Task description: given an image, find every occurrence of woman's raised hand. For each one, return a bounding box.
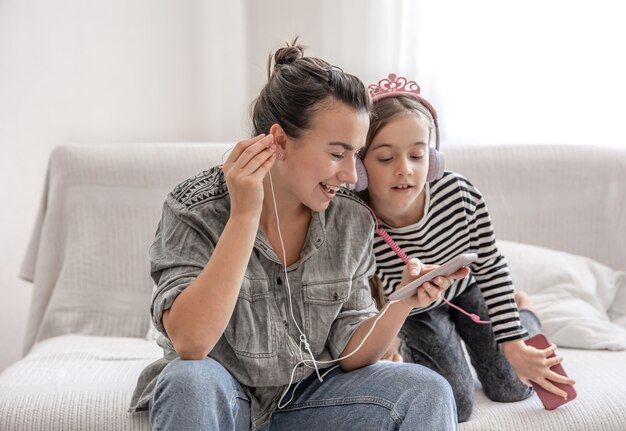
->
[223,134,277,220]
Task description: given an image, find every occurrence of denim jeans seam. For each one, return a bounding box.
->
[278,395,396,412]
[277,396,403,426]
[389,405,405,425]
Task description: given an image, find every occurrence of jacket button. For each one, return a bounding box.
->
[277,277,282,285]
[333,292,339,300]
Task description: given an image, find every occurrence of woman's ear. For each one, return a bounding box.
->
[269,123,287,153]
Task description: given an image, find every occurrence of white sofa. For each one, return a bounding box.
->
[0,143,625,431]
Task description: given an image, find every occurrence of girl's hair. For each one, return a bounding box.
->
[360,95,435,159]
[252,38,371,138]
[356,94,435,206]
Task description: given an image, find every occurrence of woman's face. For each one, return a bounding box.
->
[363,113,430,227]
[281,100,369,212]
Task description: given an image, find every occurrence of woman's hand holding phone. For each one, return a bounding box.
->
[398,259,470,309]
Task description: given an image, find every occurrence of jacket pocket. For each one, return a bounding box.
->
[303,279,351,355]
[222,278,276,358]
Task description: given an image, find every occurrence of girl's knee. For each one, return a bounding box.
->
[483,381,533,403]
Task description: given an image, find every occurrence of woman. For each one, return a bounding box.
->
[129,41,467,430]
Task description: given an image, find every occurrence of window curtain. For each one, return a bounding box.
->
[319,0,626,148]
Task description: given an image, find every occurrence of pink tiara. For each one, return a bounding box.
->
[368,73,422,101]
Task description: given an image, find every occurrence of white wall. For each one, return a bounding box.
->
[0,0,248,371]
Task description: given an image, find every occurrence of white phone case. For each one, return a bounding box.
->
[387,253,477,301]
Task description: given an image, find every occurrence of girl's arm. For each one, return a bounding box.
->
[163,135,276,359]
[502,339,576,399]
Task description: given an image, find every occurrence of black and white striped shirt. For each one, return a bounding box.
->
[374,171,526,343]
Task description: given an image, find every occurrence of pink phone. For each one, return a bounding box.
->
[524,333,577,410]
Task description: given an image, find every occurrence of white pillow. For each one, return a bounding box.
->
[499,240,626,351]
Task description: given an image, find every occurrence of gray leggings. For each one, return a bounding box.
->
[399,284,541,422]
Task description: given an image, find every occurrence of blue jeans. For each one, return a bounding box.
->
[150,357,458,431]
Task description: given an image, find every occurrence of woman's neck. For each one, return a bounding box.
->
[260,173,311,266]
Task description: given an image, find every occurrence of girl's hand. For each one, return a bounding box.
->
[399,259,470,309]
[503,339,576,399]
[223,134,277,219]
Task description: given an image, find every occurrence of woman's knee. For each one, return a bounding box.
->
[398,350,475,422]
[156,357,235,401]
[390,364,459,429]
[151,358,250,430]
[455,394,474,423]
[393,362,474,422]
[375,363,453,401]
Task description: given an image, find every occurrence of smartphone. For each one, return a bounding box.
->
[524,333,577,410]
[387,253,477,301]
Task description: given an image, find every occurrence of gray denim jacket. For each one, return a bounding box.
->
[129,166,377,429]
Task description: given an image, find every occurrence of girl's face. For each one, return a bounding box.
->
[280,100,369,212]
[363,113,431,227]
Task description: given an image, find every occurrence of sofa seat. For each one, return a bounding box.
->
[461,348,626,430]
[1,334,625,430]
[0,335,158,431]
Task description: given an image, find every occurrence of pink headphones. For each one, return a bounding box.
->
[351,73,445,192]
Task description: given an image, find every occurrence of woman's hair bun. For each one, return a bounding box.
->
[274,39,305,66]
[253,37,370,139]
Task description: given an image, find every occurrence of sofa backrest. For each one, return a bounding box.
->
[446,144,626,272]
[20,143,234,353]
[20,143,626,353]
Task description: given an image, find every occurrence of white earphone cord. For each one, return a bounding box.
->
[267,172,398,409]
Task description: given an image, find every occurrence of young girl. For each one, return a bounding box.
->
[357,74,576,421]
[129,48,466,430]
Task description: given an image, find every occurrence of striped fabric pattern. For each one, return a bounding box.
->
[373,172,527,342]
